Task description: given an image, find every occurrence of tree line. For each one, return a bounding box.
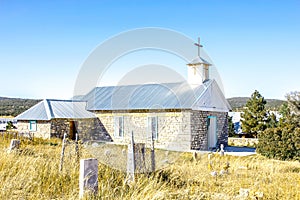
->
[227,97,285,111]
[0,97,41,117]
[233,90,300,161]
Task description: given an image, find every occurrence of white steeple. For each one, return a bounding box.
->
[187,37,211,88]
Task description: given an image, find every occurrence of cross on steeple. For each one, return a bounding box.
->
[187,37,212,86]
[194,37,203,57]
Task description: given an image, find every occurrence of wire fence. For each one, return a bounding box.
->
[0,130,60,146]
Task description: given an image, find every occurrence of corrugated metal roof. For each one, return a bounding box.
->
[15,99,96,120]
[192,80,232,112]
[82,80,231,111]
[15,100,48,120]
[48,100,96,119]
[15,80,231,121]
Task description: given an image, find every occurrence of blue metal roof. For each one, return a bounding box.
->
[15,80,231,121]
[15,99,96,120]
[81,80,231,111]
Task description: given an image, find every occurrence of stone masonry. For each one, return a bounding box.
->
[17,120,51,139]
[50,118,112,141]
[17,109,228,151]
[191,110,228,150]
[50,119,69,138]
[17,118,112,141]
[95,109,228,151]
[76,118,112,142]
[95,110,191,151]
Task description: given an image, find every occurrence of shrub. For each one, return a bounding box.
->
[257,91,300,161]
[257,120,300,161]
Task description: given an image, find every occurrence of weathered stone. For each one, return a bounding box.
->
[9,139,20,151]
[134,143,146,173]
[79,158,98,198]
[127,133,135,183]
[228,137,258,147]
[17,120,51,139]
[17,109,229,152]
[17,118,112,142]
[95,110,191,151]
[191,111,228,150]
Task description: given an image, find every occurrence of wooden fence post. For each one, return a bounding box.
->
[126,131,135,183]
[75,133,79,161]
[134,143,146,173]
[151,135,155,172]
[79,158,98,198]
[59,133,67,172]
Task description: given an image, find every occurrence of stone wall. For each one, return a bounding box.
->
[191,111,228,150]
[16,118,112,141]
[95,110,191,151]
[190,111,208,150]
[50,119,69,139]
[16,110,228,151]
[228,137,258,147]
[50,118,112,141]
[217,112,228,147]
[77,118,112,142]
[17,120,51,139]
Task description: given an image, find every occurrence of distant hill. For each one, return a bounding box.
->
[0,97,41,117]
[0,96,286,117]
[227,97,286,111]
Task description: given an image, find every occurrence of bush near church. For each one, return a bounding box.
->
[257,91,300,161]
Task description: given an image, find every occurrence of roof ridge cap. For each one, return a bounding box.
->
[95,81,187,89]
[43,99,53,120]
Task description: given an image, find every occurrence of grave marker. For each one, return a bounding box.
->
[79,158,98,198]
[9,139,20,151]
[150,135,155,172]
[220,144,225,156]
[126,131,148,183]
[126,131,135,183]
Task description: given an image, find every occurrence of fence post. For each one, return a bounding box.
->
[79,158,98,198]
[151,135,155,172]
[134,143,146,173]
[59,133,67,172]
[126,131,135,183]
[75,133,79,161]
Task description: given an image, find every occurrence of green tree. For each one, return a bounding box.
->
[286,91,300,126]
[228,116,236,137]
[241,90,268,137]
[266,111,278,128]
[257,91,300,161]
[278,102,290,127]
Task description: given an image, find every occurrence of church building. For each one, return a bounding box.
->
[15,39,231,151]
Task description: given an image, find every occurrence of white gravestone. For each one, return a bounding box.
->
[220,144,225,156]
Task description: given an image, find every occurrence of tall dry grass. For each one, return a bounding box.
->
[0,133,299,199]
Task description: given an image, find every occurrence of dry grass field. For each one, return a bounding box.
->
[0,132,299,199]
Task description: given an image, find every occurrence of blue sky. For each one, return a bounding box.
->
[0,0,299,100]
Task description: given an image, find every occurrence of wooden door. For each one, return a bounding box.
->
[69,121,77,140]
